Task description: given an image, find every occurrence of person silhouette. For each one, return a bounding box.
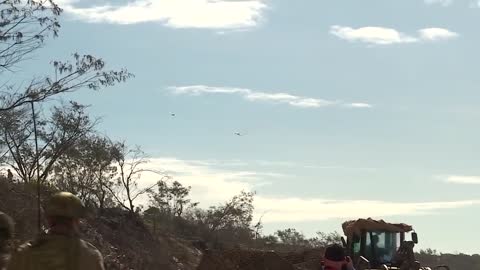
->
[6,170,13,182]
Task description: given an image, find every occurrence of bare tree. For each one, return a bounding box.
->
[275,228,309,247]
[0,53,132,112]
[0,0,133,159]
[206,191,255,233]
[148,179,197,218]
[0,101,95,184]
[0,0,61,73]
[109,143,159,213]
[0,0,133,232]
[183,191,256,246]
[52,134,118,209]
[0,1,132,111]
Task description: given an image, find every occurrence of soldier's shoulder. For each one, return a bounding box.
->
[13,234,53,255]
[0,253,10,266]
[9,240,35,261]
[0,258,9,270]
[22,234,50,248]
[79,239,102,257]
[14,240,36,253]
[78,239,105,268]
[79,239,100,250]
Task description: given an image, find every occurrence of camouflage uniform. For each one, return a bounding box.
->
[7,192,105,270]
[6,234,104,270]
[0,253,7,270]
[0,212,14,270]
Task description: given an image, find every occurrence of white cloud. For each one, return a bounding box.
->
[168,85,371,109]
[424,0,453,6]
[330,25,458,45]
[251,160,377,171]
[137,158,281,205]
[255,197,480,223]
[445,175,480,184]
[330,25,417,45]
[418,28,459,41]
[345,103,373,108]
[134,158,480,223]
[55,0,267,29]
[437,0,480,8]
[193,159,377,172]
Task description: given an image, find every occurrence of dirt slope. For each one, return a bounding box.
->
[0,178,201,270]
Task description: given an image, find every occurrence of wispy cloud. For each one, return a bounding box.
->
[168,85,372,109]
[330,26,417,45]
[330,25,458,45]
[250,160,377,172]
[345,103,373,108]
[430,0,480,8]
[137,157,282,205]
[424,0,453,6]
[255,197,480,223]
[444,175,480,184]
[54,0,267,29]
[418,28,459,41]
[175,159,377,172]
[135,158,480,223]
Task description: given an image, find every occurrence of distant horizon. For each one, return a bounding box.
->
[1,166,478,255]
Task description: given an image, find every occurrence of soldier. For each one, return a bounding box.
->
[7,192,105,270]
[0,212,14,270]
[6,170,13,182]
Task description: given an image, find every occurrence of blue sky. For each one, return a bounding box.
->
[14,0,480,254]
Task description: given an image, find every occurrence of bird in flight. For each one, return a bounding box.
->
[234,132,243,136]
[170,113,176,117]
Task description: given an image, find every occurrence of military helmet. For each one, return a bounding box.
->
[45,192,85,218]
[0,211,14,239]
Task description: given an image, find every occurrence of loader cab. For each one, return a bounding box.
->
[342,219,416,269]
[348,230,405,268]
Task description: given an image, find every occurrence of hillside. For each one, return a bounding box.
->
[1,176,479,270]
[0,177,201,270]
